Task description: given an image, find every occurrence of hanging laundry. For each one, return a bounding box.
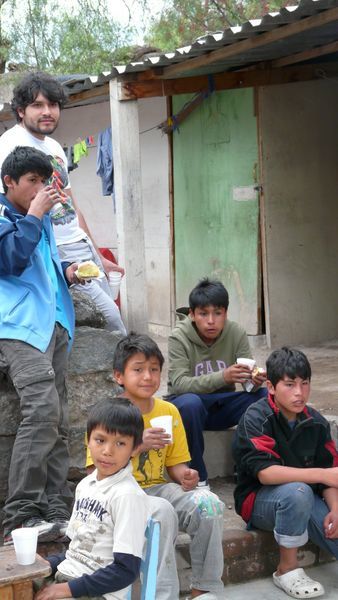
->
[96,127,114,197]
[63,145,78,172]
[86,135,95,146]
[73,139,88,163]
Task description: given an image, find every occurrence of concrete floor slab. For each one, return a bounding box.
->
[208,562,338,599]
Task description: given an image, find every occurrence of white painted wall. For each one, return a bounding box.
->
[55,101,117,249]
[259,80,338,346]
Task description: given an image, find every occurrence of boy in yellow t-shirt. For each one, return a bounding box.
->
[86,332,225,600]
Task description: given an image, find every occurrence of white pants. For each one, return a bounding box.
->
[58,238,126,335]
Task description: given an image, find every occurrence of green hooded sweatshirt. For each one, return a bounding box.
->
[168,308,252,396]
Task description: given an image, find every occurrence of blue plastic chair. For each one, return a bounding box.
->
[126,519,160,600]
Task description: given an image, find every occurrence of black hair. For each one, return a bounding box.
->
[87,397,144,449]
[11,71,67,122]
[266,347,311,387]
[189,277,229,311]
[1,146,53,193]
[113,331,164,373]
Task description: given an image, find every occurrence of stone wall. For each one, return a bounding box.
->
[0,291,122,523]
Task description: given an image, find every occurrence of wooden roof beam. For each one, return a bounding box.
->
[270,40,338,67]
[117,62,338,100]
[159,7,338,79]
[66,83,109,105]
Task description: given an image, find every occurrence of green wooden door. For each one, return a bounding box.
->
[173,88,261,334]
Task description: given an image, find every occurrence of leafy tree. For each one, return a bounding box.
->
[0,0,297,74]
[2,0,135,74]
[53,0,135,73]
[0,0,12,73]
[144,0,294,51]
[7,0,60,71]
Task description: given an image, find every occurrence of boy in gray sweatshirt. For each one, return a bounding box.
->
[168,277,267,484]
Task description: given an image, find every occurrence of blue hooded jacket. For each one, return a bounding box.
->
[0,194,74,352]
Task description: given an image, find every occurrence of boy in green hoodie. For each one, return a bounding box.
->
[168,278,267,485]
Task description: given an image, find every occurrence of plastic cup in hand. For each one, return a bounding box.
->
[236,357,256,392]
[150,415,173,442]
[236,358,256,369]
[109,272,122,300]
[12,527,38,565]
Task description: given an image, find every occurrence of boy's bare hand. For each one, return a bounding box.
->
[65,263,80,285]
[28,186,60,220]
[252,369,267,386]
[142,427,171,450]
[223,363,252,384]
[181,467,199,491]
[324,511,338,538]
[100,255,125,277]
[34,582,71,599]
[64,263,90,286]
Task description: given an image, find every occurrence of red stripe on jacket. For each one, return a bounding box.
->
[240,491,257,522]
[251,435,281,460]
[325,440,338,467]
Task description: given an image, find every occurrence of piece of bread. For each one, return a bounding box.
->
[252,367,265,377]
[77,261,100,278]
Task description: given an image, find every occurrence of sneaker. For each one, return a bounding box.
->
[197,480,210,490]
[22,517,61,542]
[51,519,69,535]
[3,517,59,545]
[3,531,14,546]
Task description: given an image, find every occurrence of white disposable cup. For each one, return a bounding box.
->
[236,357,256,369]
[237,358,256,392]
[109,272,122,300]
[12,527,38,565]
[150,415,173,442]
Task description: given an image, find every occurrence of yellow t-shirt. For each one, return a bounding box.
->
[86,397,191,489]
[132,397,191,488]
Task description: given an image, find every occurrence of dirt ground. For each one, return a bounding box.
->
[156,336,338,415]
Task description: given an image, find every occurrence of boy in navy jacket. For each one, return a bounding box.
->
[233,347,338,599]
[0,146,76,544]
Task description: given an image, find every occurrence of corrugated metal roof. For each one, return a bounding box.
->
[58,0,338,93]
[0,0,337,115]
[110,0,338,78]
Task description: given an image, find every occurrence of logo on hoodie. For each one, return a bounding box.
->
[195,360,226,376]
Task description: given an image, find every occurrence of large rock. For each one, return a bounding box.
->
[71,289,106,329]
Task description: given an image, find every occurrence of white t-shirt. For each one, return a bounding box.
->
[0,124,85,245]
[58,463,151,600]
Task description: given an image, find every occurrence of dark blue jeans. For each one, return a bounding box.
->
[170,387,267,481]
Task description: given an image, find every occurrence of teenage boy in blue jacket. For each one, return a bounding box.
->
[0,146,76,545]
